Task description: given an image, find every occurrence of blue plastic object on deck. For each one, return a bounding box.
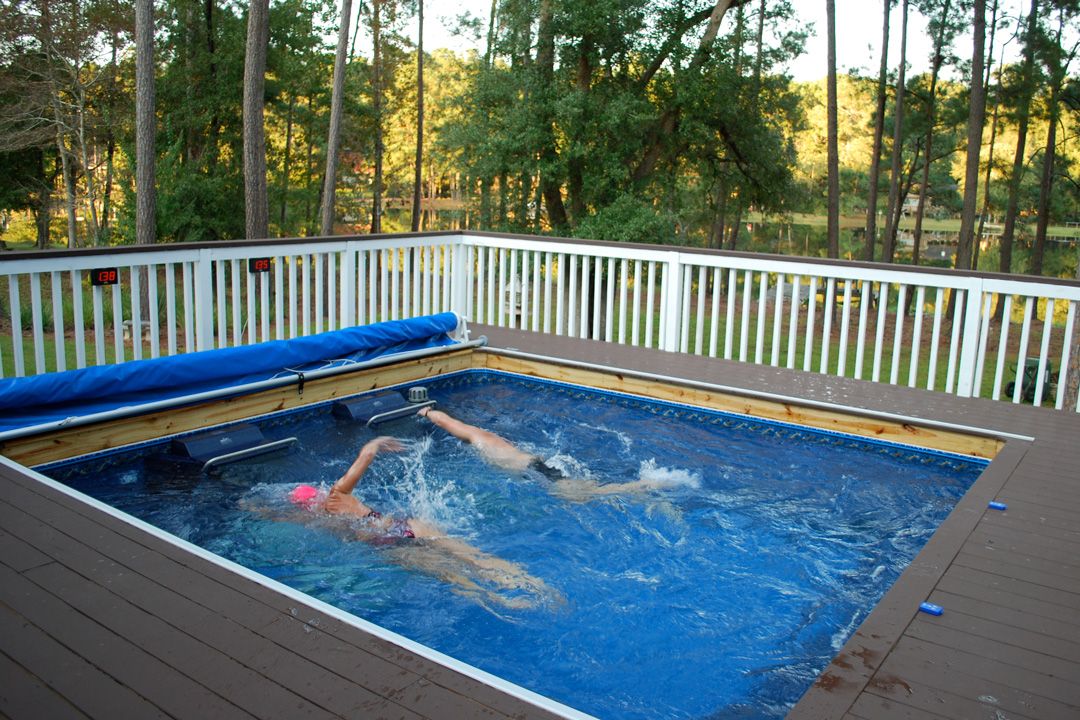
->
[918,602,943,616]
[0,313,461,434]
[988,501,1008,511]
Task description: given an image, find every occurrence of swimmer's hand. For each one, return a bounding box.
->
[363,436,406,456]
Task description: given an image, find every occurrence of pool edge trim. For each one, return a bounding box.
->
[0,453,600,720]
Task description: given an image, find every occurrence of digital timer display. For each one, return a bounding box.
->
[90,268,120,286]
[248,257,272,273]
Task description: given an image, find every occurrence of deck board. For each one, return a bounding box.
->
[2,322,1079,719]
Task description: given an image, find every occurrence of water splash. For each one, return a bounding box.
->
[638,458,701,490]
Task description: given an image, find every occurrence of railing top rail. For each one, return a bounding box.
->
[3,229,1078,295]
[0,231,462,263]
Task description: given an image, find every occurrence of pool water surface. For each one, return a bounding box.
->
[43,370,987,719]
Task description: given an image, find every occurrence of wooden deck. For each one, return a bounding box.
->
[2,323,1078,719]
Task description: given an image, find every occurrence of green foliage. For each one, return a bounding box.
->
[574,194,678,245]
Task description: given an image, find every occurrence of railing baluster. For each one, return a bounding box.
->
[854,281,870,380]
[230,259,242,346]
[182,261,195,352]
[215,260,227,347]
[820,277,835,374]
[726,268,738,360]
[973,292,993,396]
[908,286,925,387]
[1034,299,1054,405]
[631,260,642,346]
[165,264,177,355]
[519,251,529,331]
[644,260,656,348]
[890,284,906,385]
[1057,301,1076,410]
[945,290,966,395]
[567,255,578,337]
[804,277,818,373]
[328,253,337,330]
[605,258,616,343]
[755,272,768,364]
[927,287,944,390]
[260,268,270,341]
[710,267,722,357]
[29,273,45,374]
[288,256,299,338]
[246,263,257,344]
[594,257,605,341]
[544,252,555,334]
[837,280,852,377]
[72,269,87,367]
[9,276,26,376]
[111,283,125,363]
[531,251,542,331]
[50,272,65,372]
[273,256,285,339]
[772,274,786,367]
[148,266,160,358]
[618,259,628,344]
[131,267,143,361]
[557,253,567,336]
[1010,297,1034,403]
[787,275,801,370]
[991,295,1013,400]
[93,283,106,366]
[315,253,326,332]
[872,283,888,382]
[739,270,752,363]
[486,247,496,325]
[580,255,591,340]
[680,264,693,353]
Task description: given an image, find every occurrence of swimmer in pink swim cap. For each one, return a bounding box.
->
[277,435,559,608]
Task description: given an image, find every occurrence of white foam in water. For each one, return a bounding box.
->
[393,437,476,532]
[637,458,701,490]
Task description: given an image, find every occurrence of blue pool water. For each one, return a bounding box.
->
[43,370,987,719]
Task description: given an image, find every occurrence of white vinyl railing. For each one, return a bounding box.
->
[2,232,1078,412]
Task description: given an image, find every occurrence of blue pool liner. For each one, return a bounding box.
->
[0,313,462,434]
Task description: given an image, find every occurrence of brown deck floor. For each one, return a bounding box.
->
[2,323,1078,720]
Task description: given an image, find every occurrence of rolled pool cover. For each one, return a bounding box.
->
[0,313,464,434]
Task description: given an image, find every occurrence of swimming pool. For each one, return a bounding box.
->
[42,370,987,719]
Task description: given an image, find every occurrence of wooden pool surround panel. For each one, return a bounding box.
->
[2,347,1001,468]
[3,325,1077,720]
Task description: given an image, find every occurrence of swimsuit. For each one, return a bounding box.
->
[528,457,567,482]
[363,510,416,543]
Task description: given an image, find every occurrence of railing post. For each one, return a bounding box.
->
[451,237,470,320]
[659,254,684,352]
[955,277,985,398]
[341,243,357,328]
[194,248,215,351]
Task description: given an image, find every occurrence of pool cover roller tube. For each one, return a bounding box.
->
[0,313,466,435]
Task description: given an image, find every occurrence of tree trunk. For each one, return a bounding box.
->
[321,0,353,237]
[280,94,295,228]
[536,0,569,232]
[825,0,840,259]
[242,0,270,240]
[864,0,891,261]
[998,0,1039,279]
[370,0,384,234]
[1030,11,1070,277]
[135,0,157,245]
[955,0,986,272]
[911,0,950,269]
[411,0,424,232]
[882,0,909,264]
[974,0,1001,272]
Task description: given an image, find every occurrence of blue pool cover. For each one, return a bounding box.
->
[0,313,463,435]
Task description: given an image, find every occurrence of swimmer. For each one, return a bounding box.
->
[417,407,691,500]
[275,436,559,610]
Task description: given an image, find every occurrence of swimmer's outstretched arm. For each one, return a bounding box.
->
[332,437,404,496]
[418,408,533,470]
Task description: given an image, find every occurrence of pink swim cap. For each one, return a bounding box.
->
[289,484,319,506]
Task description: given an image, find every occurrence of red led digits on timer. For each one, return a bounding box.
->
[248,258,271,273]
[90,268,119,286]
